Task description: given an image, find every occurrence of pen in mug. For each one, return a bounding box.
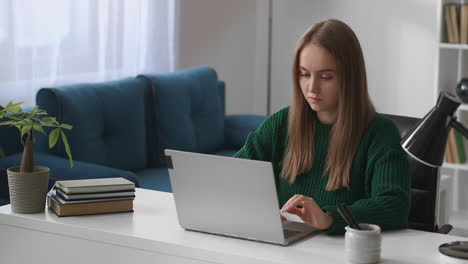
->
[337,203,361,230]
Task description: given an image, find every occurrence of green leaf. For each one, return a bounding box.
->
[21,125,32,139]
[7,101,23,108]
[0,120,14,126]
[61,131,74,168]
[35,108,47,115]
[14,120,28,127]
[7,106,22,114]
[27,106,39,118]
[49,127,61,149]
[5,102,23,114]
[41,123,60,128]
[61,124,73,130]
[4,115,21,121]
[33,124,46,135]
[0,105,4,111]
[41,117,58,125]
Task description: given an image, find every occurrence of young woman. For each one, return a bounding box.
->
[234,19,410,235]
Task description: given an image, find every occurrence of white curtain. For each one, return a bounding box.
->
[0,0,177,106]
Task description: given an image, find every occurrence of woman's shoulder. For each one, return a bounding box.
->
[363,113,402,146]
[263,106,290,126]
[255,106,290,135]
[362,114,409,166]
[273,106,290,118]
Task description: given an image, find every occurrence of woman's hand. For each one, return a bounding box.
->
[281,194,333,230]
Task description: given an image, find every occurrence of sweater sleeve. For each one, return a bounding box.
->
[234,107,289,162]
[322,118,411,235]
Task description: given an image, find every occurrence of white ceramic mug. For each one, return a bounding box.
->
[345,224,381,264]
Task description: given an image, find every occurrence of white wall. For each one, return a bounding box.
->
[177,0,267,115]
[176,0,441,117]
[269,0,439,118]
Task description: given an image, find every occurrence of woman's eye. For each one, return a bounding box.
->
[299,72,310,78]
[320,74,333,80]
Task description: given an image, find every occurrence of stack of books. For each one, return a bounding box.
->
[444,3,468,44]
[47,177,136,217]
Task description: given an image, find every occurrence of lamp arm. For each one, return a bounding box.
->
[450,119,468,139]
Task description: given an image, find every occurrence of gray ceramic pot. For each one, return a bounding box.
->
[7,166,50,213]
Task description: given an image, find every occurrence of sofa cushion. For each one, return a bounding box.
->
[224,115,268,149]
[36,77,151,171]
[135,168,171,192]
[141,66,225,166]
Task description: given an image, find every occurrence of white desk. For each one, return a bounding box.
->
[0,188,465,264]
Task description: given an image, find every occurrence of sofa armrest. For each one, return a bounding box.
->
[224,115,268,149]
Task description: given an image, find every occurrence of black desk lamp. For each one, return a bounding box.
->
[401,92,468,260]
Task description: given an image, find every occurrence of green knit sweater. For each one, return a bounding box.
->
[234,107,410,235]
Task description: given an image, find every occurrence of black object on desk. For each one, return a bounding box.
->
[439,241,468,260]
[337,203,361,230]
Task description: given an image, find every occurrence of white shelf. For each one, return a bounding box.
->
[440,43,468,50]
[458,104,468,111]
[443,162,468,170]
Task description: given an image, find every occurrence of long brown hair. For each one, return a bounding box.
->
[281,19,376,191]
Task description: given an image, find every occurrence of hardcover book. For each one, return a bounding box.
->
[52,191,135,205]
[55,177,135,194]
[56,188,135,200]
[48,193,134,217]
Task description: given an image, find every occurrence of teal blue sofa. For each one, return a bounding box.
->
[0,66,267,205]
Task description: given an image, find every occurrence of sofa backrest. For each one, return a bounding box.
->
[140,66,226,166]
[36,77,152,171]
[34,66,226,170]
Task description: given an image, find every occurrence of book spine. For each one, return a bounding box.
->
[451,4,461,43]
[461,5,468,44]
[455,130,466,163]
[449,129,460,163]
[444,143,450,163]
[445,138,454,163]
[446,4,455,43]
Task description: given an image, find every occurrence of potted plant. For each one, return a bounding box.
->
[0,101,73,213]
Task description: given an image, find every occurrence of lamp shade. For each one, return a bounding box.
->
[401,93,461,167]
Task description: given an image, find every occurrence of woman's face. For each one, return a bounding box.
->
[298,43,340,124]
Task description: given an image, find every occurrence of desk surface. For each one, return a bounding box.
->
[0,188,465,264]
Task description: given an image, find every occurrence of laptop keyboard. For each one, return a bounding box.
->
[283,229,302,239]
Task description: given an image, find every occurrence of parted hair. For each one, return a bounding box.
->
[281,19,376,191]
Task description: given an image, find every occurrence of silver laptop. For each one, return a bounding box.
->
[165,149,318,246]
